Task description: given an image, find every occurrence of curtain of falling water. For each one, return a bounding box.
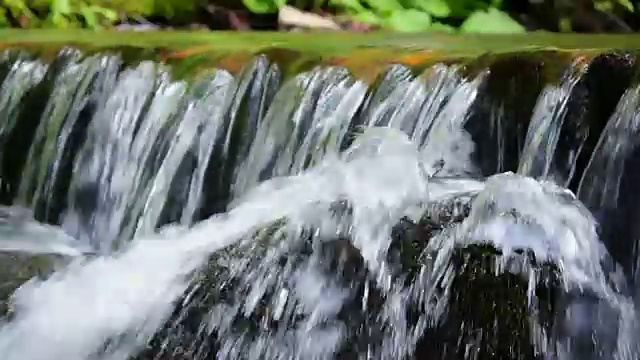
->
[16,54,121,226]
[0,56,48,201]
[0,48,639,360]
[133,71,234,237]
[518,58,587,184]
[62,62,190,252]
[0,50,485,252]
[577,85,640,289]
[233,63,468,198]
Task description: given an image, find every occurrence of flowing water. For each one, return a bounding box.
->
[0,47,638,360]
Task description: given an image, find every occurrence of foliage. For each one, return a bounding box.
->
[243,0,527,33]
[594,0,634,13]
[0,0,194,29]
[1,0,117,28]
[0,0,637,32]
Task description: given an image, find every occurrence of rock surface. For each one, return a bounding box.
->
[135,194,563,360]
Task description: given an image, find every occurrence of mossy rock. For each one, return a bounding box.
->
[0,251,63,316]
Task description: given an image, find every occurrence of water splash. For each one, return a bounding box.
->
[0,49,638,360]
[0,127,435,360]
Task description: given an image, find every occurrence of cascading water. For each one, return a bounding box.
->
[0,46,639,360]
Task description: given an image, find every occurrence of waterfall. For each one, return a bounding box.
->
[0,47,639,360]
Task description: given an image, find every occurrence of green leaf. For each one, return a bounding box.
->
[354,10,383,24]
[618,0,634,12]
[460,8,525,33]
[413,0,451,18]
[51,0,72,15]
[242,0,278,14]
[329,0,367,12]
[365,0,404,15]
[80,7,99,29]
[0,8,8,27]
[88,6,119,23]
[384,8,431,32]
[49,12,70,28]
[430,21,456,33]
[274,0,289,7]
[443,0,488,17]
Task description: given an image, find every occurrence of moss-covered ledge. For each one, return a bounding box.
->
[4,30,640,54]
[1,30,640,79]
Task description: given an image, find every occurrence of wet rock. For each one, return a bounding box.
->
[553,51,636,191]
[0,206,89,315]
[416,244,560,360]
[0,251,66,316]
[0,48,81,206]
[465,55,548,176]
[196,57,281,221]
[576,83,640,286]
[136,194,565,360]
[23,54,121,225]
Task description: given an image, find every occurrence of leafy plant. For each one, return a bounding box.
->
[1,0,119,29]
[46,0,118,29]
[460,7,525,33]
[241,0,526,33]
[0,0,195,29]
[594,0,634,13]
[2,0,38,27]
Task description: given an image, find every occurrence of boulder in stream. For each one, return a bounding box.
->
[136,177,586,360]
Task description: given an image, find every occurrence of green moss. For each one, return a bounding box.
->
[2,30,640,85]
[4,30,640,56]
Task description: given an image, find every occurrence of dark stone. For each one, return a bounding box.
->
[465,55,547,176]
[576,82,640,285]
[0,48,83,206]
[0,251,66,317]
[29,55,122,225]
[135,195,563,360]
[416,243,560,360]
[196,57,281,221]
[556,51,636,191]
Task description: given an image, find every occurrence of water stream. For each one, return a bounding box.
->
[0,48,638,360]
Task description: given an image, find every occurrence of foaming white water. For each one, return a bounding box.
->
[420,172,638,359]
[1,54,637,360]
[0,127,445,360]
[462,174,610,291]
[0,205,88,256]
[0,224,86,257]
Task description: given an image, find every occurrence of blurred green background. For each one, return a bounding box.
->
[1,0,638,33]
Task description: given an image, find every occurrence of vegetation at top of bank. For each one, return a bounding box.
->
[0,0,639,33]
